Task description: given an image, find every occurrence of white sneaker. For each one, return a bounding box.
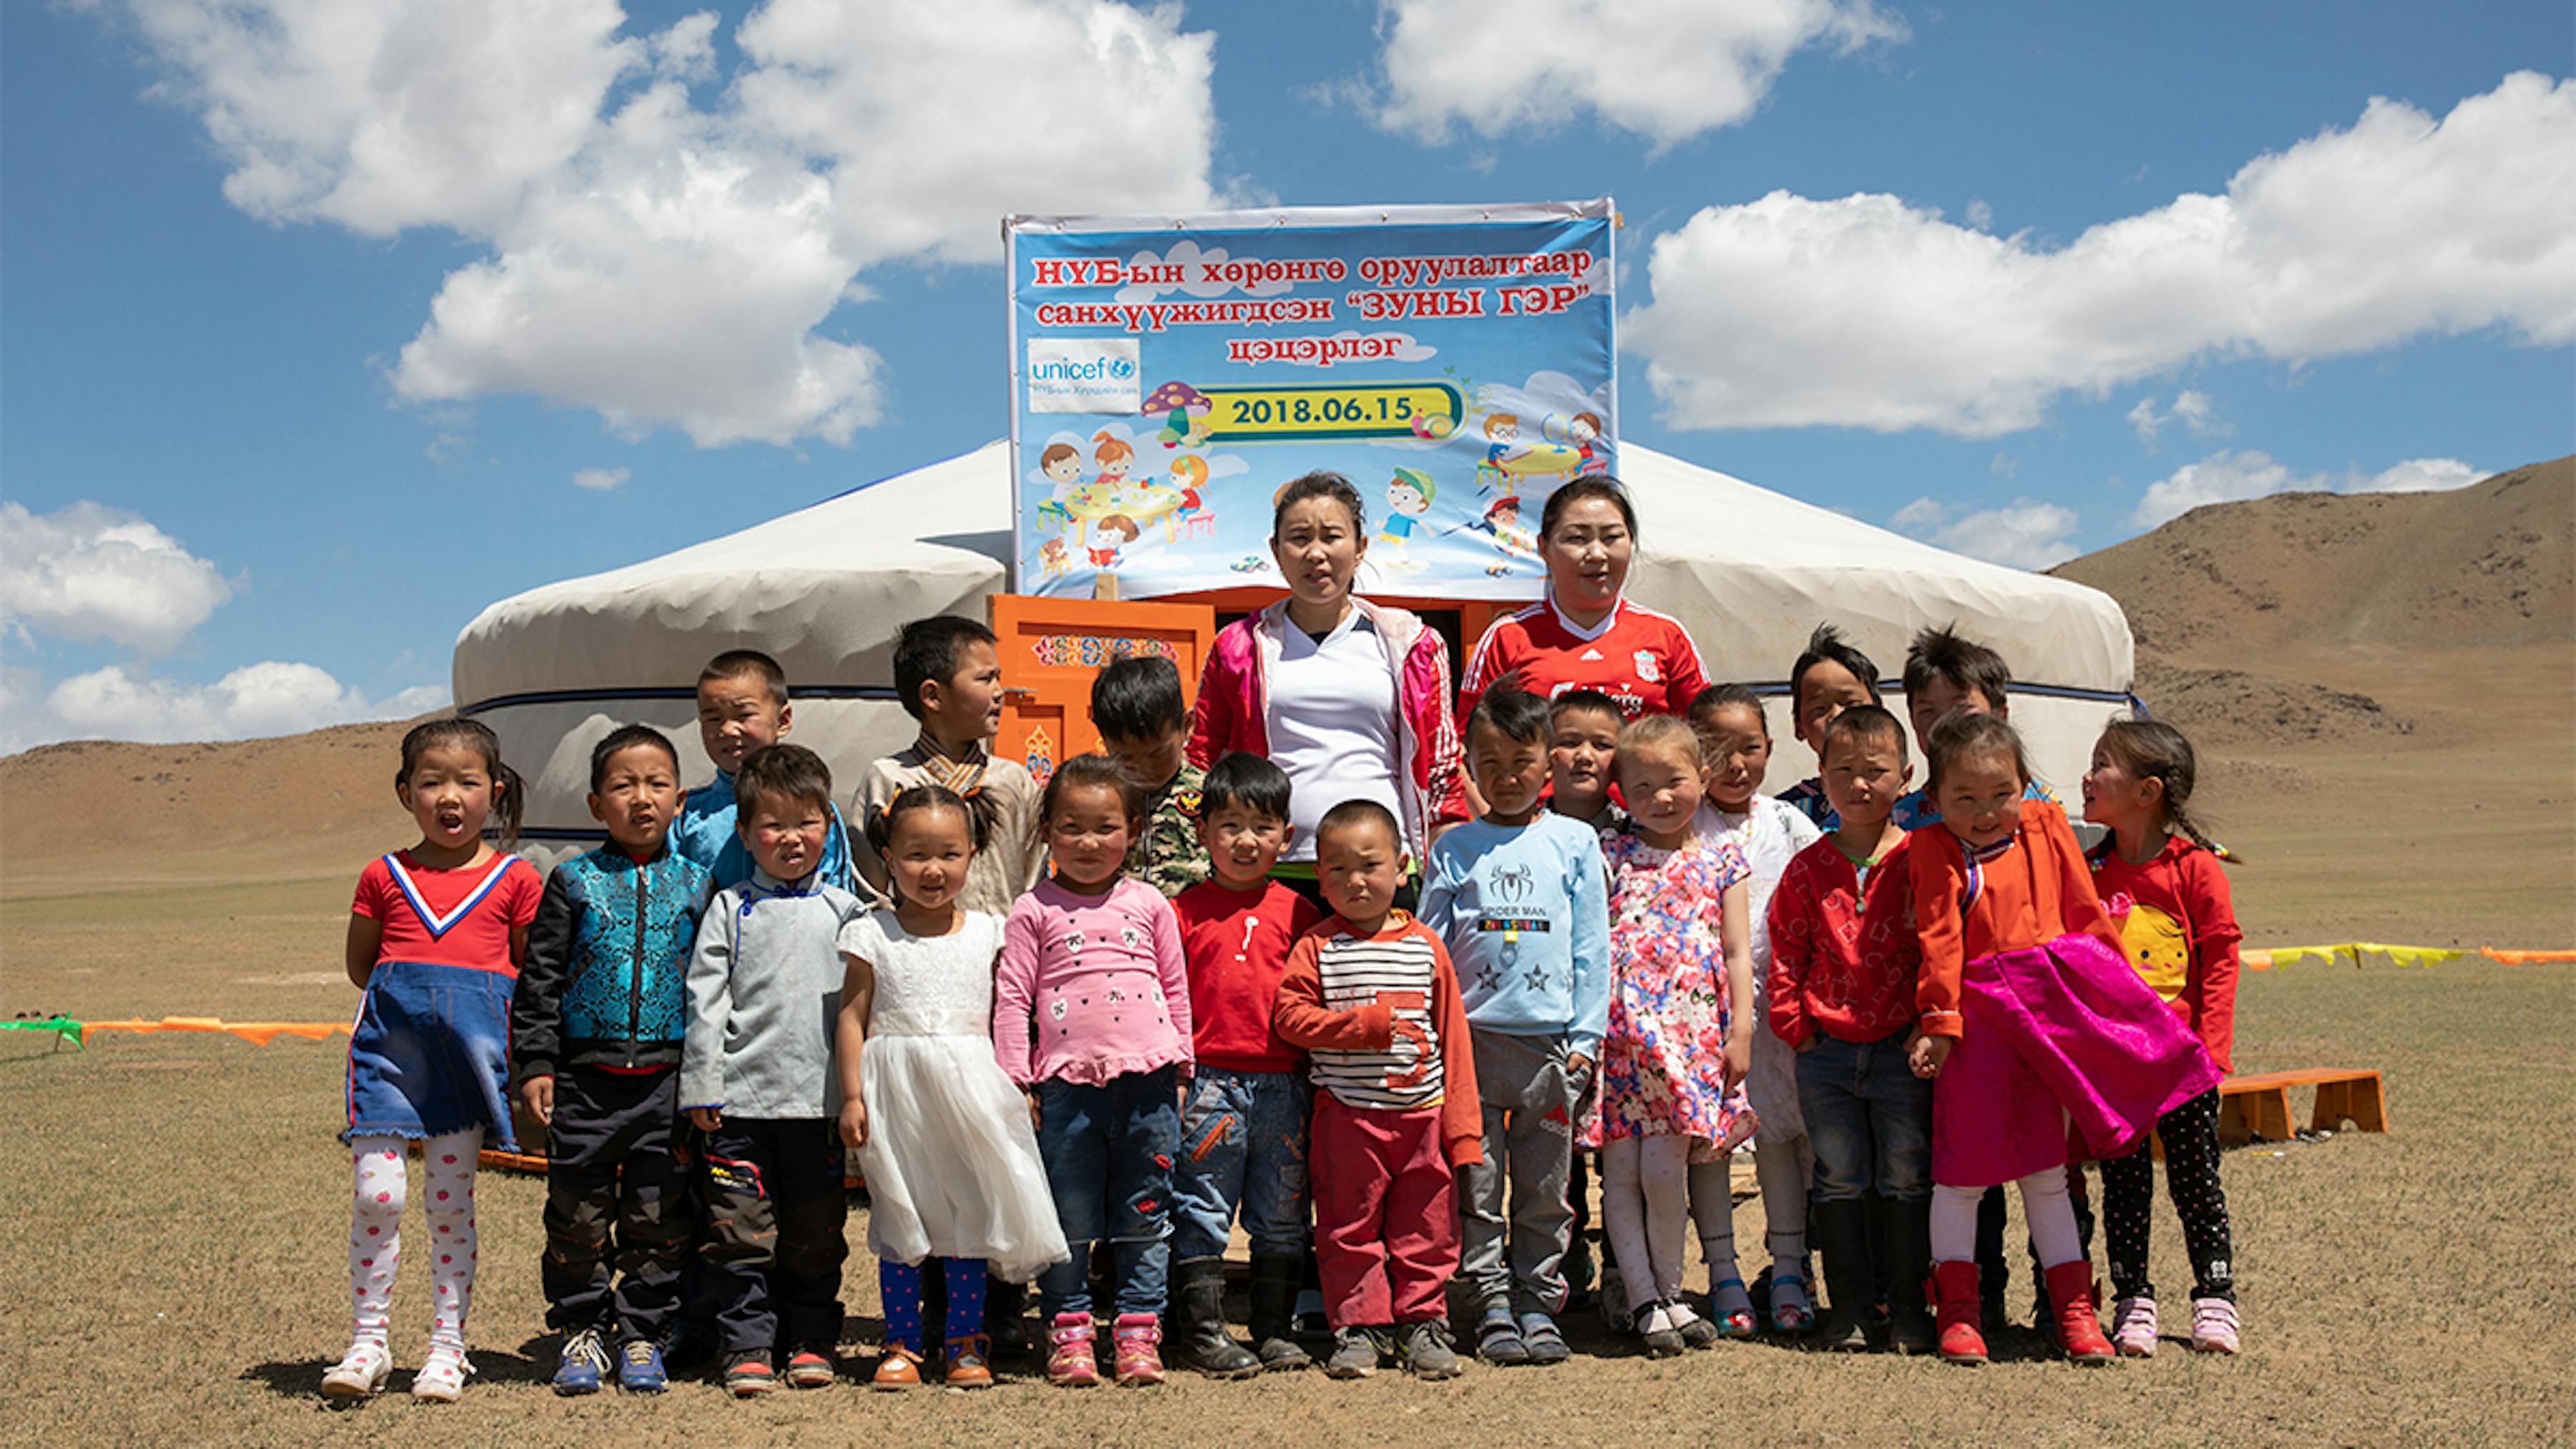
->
[321,1340,392,1398]
[2112,1297,2158,1357]
[411,1345,474,1402]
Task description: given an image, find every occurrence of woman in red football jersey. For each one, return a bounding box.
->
[1457,477,1709,726]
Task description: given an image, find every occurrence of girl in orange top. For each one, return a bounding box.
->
[1907,714,2219,1367]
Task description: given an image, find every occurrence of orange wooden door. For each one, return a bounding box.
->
[988,594,1220,786]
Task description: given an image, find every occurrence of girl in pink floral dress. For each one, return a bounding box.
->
[1586,715,1757,1356]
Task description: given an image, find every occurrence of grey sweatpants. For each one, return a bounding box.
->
[1455,1028,1580,1317]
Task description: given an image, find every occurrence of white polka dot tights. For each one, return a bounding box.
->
[347,1130,482,1351]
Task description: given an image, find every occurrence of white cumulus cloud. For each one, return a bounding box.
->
[1627,72,2576,436]
[1890,496,2082,570]
[737,0,1220,267]
[34,663,446,748]
[122,0,639,237]
[571,467,632,492]
[109,0,1225,447]
[2131,449,2487,530]
[1370,0,1903,147]
[0,501,235,655]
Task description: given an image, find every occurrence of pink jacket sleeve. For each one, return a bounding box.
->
[992,898,1044,1085]
[1187,622,1254,769]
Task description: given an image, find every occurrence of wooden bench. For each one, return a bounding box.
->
[2215,1068,2386,1146]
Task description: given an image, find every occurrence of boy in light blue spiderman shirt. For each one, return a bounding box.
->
[1420,686,1610,1369]
[673,650,854,892]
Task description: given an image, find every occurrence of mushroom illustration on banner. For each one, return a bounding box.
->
[1142,380,1214,448]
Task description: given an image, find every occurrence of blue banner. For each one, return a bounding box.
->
[1008,200,1616,599]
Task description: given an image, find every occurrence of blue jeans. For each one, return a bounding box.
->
[1170,1068,1311,1262]
[1796,1030,1934,1204]
[1034,1066,1179,1319]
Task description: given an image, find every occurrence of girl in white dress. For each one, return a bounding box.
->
[836,785,1067,1389]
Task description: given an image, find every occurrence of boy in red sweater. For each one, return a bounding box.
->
[1166,753,1322,1377]
[1275,799,1480,1381]
[1767,706,1935,1353]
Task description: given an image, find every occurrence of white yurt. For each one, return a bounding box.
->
[454,440,2134,865]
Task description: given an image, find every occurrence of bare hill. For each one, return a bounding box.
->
[2057,456,2572,657]
[2052,456,2574,944]
[0,718,424,897]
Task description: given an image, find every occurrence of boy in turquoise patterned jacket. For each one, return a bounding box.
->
[511,724,716,1395]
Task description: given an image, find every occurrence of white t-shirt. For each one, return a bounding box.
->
[1270,608,1405,862]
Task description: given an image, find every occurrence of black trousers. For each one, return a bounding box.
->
[701,1116,847,1358]
[2100,1088,2234,1302]
[542,1067,695,1341]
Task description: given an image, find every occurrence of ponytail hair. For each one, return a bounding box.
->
[397,717,524,849]
[2098,718,2233,857]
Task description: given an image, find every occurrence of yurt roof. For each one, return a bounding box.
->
[454,438,2130,708]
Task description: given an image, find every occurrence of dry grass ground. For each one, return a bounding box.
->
[3,874,2572,1448]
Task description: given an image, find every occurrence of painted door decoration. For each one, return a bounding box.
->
[990,594,1219,786]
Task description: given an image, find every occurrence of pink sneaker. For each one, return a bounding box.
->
[1047,1313,1098,1387]
[2190,1297,2240,1355]
[1112,1313,1166,1385]
[2111,1297,2157,1357]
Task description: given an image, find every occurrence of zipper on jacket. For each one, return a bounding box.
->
[626,858,645,1068]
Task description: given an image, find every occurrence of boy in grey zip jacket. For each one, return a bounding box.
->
[679,744,869,1394]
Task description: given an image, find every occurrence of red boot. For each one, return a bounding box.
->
[2045,1260,2114,1365]
[1933,1260,1986,1365]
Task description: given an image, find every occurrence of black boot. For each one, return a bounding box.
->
[1810,1198,1874,1351]
[1248,1255,1311,1370]
[1884,1195,1937,1355]
[983,1275,1029,1360]
[1170,1257,1261,1379]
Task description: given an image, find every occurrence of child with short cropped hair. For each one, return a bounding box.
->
[1166,753,1323,1377]
[1276,799,1480,1382]
[2083,719,2245,1355]
[853,616,1045,917]
[1769,706,1933,1353]
[1543,686,1623,1302]
[1591,713,1756,1357]
[1093,655,1211,899]
[512,725,714,1395]
[1890,625,2059,829]
[1421,687,1609,1367]
[1777,623,1882,829]
[674,650,856,892]
[995,754,1194,1387]
[1546,688,1626,830]
[682,744,869,1396]
[1687,684,1823,1336]
[1908,714,2221,1365]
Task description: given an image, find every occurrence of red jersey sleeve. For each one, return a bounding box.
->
[1911,832,1968,1038]
[1765,849,1820,1048]
[501,857,543,927]
[1455,618,1518,727]
[2178,848,2243,1073]
[1423,926,1483,1167]
[351,857,394,919]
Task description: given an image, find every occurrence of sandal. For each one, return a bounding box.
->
[1769,1267,1815,1334]
[1709,1277,1758,1338]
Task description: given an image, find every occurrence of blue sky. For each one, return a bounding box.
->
[4,0,2570,749]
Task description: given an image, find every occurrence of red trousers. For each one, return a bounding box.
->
[1312,1096,1458,1327]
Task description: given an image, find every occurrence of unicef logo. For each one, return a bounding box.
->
[1107,356,1136,380]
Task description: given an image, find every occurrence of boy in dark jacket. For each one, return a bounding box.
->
[512,725,716,1395]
